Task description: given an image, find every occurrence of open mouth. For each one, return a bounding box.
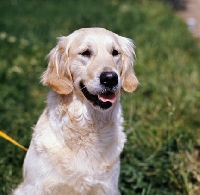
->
[80,83,117,110]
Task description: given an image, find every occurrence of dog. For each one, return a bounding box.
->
[13,28,138,195]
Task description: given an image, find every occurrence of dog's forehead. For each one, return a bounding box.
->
[71,28,119,47]
[74,28,116,37]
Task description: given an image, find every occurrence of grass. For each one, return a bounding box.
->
[0,0,200,194]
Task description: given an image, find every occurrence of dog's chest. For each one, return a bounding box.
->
[31,96,125,194]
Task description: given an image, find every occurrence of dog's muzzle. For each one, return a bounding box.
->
[80,71,119,110]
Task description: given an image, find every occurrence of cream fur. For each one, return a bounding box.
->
[13,28,138,195]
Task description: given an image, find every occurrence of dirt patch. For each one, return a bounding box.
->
[177,0,200,37]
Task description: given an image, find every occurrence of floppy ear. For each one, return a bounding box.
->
[41,37,73,95]
[120,36,139,92]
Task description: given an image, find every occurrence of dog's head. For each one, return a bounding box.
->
[41,28,139,110]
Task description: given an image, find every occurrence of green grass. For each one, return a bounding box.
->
[0,0,200,194]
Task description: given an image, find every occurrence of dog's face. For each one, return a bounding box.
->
[41,28,138,110]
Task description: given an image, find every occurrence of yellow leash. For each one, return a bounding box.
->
[0,130,28,151]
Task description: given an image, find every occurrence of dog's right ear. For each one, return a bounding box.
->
[41,37,73,95]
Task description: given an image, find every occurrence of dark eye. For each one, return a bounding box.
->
[80,50,92,57]
[112,49,119,56]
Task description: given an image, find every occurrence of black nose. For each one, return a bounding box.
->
[100,71,118,88]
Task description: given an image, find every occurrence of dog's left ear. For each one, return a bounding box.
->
[120,36,139,92]
[41,37,73,95]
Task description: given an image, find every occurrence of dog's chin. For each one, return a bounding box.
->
[80,83,117,110]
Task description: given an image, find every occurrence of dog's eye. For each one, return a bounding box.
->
[112,49,119,56]
[80,50,92,57]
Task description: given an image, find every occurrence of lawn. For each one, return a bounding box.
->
[0,0,200,194]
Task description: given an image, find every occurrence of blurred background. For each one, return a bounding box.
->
[0,0,200,194]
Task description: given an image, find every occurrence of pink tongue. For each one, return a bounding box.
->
[98,93,116,103]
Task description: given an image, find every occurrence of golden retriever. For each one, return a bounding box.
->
[13,28,138,195]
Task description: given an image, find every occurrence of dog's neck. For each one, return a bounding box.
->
[46,90,123,145]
